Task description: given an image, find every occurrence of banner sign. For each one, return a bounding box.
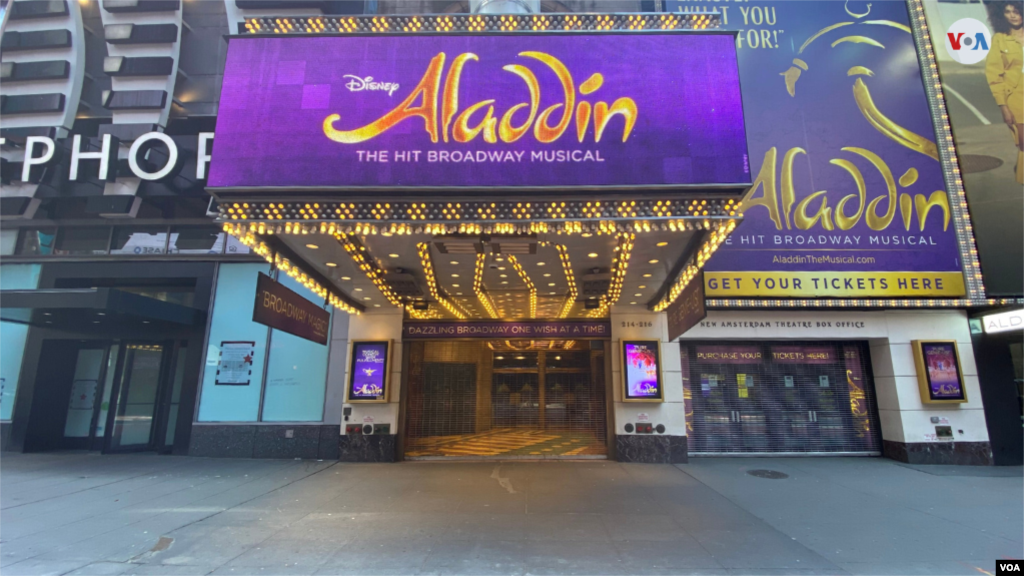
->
[403,320,610,339]
[770,345,834,365]
[667,271,706,341]
[662,1,968,298]
[921,1,1022,296]
[209,34,749,190]
[622,341,664,402]
[347,341,391,403]
[252,273,329,345]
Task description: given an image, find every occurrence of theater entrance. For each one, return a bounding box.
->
[402,339,610,459]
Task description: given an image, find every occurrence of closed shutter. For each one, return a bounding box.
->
[683,341,882,454]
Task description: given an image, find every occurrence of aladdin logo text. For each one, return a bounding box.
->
[325,51,637,145]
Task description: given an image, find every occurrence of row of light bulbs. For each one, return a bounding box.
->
[473,254,500,319]
[417,242,470,320]
[507,255,538,319]
[653,220,736,312]
[588,233,636,318]
[222,222,360,314]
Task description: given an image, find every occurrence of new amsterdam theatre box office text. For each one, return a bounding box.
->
[0,4,1017,465]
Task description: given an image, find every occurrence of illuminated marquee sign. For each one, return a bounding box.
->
[208,34,748,190]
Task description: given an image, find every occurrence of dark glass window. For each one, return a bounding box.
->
[16,228,57,255]
[168,227,224,255]
[545,350,589,370]
[493,351,538,369]
[110,227,167,255]
[118,287,195,308]
[53,227,110,255]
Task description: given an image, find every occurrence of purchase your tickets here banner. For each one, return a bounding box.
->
[703,272,966,298]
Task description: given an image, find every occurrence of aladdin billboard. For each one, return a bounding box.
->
[664,1,970,298]
[207,33,749,190]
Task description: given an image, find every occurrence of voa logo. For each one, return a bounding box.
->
[945,18,991,64]
[997,559,1024,575]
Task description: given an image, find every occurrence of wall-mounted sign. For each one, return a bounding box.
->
[216,341,256,385]
[209,34,749,191]
[666,271,706,342]
[3,133,214,185]
[981,309,1024,335]
[403,320,609,340]
[682,311,885,339]
[347,340,392,403]
[622,340,663,402]
[252,273,329,345]
[912,340,967,404]
[667,0,968,299]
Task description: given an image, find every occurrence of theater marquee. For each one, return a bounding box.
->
[208,33,749,191]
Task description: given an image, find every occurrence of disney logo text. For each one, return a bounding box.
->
[344,75,400,97]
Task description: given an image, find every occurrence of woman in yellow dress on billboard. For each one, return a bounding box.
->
[986,1,1024,184]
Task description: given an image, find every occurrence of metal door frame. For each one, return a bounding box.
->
[101,340,176,454]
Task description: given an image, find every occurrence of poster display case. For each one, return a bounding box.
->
[346,340,393,403]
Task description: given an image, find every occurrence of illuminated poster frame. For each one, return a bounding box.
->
[346,340,393,403]
[912,340,967,404]
[621,340,664,403]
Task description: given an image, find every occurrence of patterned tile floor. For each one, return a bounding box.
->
[405,427,607,458]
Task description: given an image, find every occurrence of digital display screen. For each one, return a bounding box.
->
[623,341,663,401]
[209,34,748,190]
[347,341,390,402]
[921,342,965,402]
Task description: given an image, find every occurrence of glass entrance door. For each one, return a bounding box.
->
[104,342,173,452]
[61,345,111,450]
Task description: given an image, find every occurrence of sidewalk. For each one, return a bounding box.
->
[0,453,1019,575]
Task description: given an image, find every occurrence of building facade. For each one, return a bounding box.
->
[0,0,1019,465]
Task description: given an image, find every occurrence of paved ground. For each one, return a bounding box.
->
[0,454,1020,575]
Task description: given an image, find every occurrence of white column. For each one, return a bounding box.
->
[870,310,988,447]
[323,309,350,426]
[343,308,404,432]
[610,307,687,438]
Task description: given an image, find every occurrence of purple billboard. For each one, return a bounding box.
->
[208,34,748,190]
[662,1,969,299]
[347,341,390,402]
